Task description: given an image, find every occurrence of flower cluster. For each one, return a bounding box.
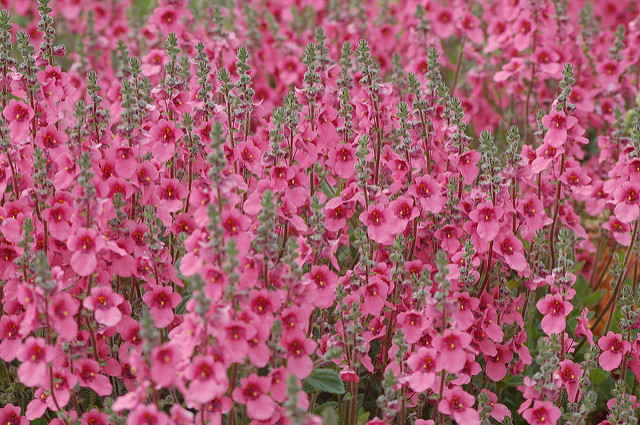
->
[1,0,640,425]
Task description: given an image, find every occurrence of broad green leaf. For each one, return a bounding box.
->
[304,368,346,394]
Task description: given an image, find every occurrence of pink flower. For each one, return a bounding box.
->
[361,277,389,316]
[451,292,479,330]
[150,344,182,388]
[328,143,357,179]
[575,308,594,346]
[282,331,316,379]
[49,292,79,341]
[556,360,582,402]
[127,404,170,425]
[77,358,112,396]
[142,285,181,328]
[457,150,481,182]
[150,119,183,162]
[542,110,578,147]
[598,331,631,371]
[0,315,22,361]
[306,265,338,309]
[435,224,462,254]
[34,124,67,150]
[432,329,472,373]
[67,228,106,276]
[469,202,504,241]
[84,286,125,327]
[603,216,632,246]
[408,176,444,214]
[389,195,419,233]
[480,389,510,422]
[81,409,110,425]
[613,182,640,223]
[3,99,34,142]
[359,203,400,245]
[232,374,276,421]
[42,202,73,241]
[522,400,561,425]
[185,356,229,406]
[494,232,530,275]
[438,386,479,425]
[536,293,573,335]
[0,404,28,425]
[222,320,256,363]
[397,310,427,343]
[149,5,184,34]
[16,337,56,387]
[44,368,77,409]
[485,344,514,381]
[407,347,437,392]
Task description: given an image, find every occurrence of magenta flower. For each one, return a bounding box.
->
[232,374,276,421]
[67,228,106,276]
[84,286,125,327]
[522,400,561,425]
[598,331,631,371]
[432,329,472,373]
[16,337,56,387]
[438,386,479,425]
[536,293,573,335]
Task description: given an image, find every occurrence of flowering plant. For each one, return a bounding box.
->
[2,0,640,424]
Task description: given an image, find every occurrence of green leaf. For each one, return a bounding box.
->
[304,369,346,394]
[583,289,606,308]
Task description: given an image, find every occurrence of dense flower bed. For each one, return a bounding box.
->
[1,0,640,424]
